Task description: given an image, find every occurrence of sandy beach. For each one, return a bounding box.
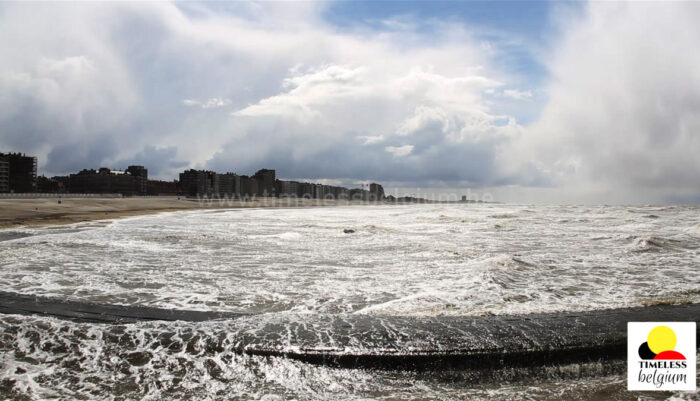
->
[0,197,364,229]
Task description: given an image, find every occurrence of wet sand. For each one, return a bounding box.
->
[0,197,367,229]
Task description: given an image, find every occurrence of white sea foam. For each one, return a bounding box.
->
[1,203,699,399]
[1,204,699,315]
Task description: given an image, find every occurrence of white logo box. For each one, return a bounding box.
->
[628,322,696,391]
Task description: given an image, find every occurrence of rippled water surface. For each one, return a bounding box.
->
[1,204,698,400]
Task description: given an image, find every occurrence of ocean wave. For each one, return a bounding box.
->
[2,204,699,326]
[0,231,35,242]
[274,232,303,240]
[2,302,697,399]
[0,314,617,400]
[352,292,453,315]
[357,224,399,234]
[248,231,303,241]
[628,236,685,252]
[488,213,519,219]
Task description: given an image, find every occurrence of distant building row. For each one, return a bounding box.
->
[41,166,179,196]
[180,168,385,201]
[0,151,178,196]
[0,151,385,200]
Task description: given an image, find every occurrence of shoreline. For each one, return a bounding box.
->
[0,197,385,229]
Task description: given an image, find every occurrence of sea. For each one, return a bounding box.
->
[0,204,698,400]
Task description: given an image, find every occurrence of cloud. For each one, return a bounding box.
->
[220,57,523,184]
[114,145,188,177]
[385,145,414,157]
[1,1,698,203]
[506,1,700,202]
[0,2,526,185]
[502,89,532,100]
[234,65,368,123]
[183,97,231,109]
[359,135,385,146]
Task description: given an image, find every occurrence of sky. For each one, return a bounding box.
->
[1,1,699,204]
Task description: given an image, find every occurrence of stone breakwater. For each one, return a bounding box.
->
[1,291,697,371]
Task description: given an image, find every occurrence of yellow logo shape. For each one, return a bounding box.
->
[647,325,677,354]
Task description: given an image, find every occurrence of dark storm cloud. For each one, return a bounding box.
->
[44,136,118,175]
[205,116,532,186]
[114,146,188,177]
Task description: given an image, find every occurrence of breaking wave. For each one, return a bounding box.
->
[1,204,699,399]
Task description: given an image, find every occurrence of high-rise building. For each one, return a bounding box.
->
[179,169,214,196]
[125,165,147,178]
[239,175,259,198]
[0,152,37,193]
[369,183,385,201]
[214,173,239,197]
[276,180,299,198]
[253,169,275,197]
[297,182,315,199]
[69,167,147,196]
[126,165,148,196]
[0,155,9,193]
[146,180,179,196]
[37,176,61,193]
[349,188,370,201]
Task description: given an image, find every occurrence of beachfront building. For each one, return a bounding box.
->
[369,183,385,201]
[297,182,314,199]
[175,167,385,201]
[53,176,70,191]
[253,169,276,197]
[276,180,300,198]
[0,155,8,193]
[126,165,148,195]
[239,175,258,198]
[331,185,349,200]
[147,180,179,196]
[214,173,240,197]
[69,166,148,196]
[36,176,65,193]
[348,188,371,201]
[311,184,322,199]
[0,152,37,193]
[179,169,212,197]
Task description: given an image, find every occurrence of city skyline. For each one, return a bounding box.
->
[0,150,391,201]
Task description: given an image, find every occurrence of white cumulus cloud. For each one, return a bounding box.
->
[183,97,231,109]
[385,145,414,157]
[502,89,532,100]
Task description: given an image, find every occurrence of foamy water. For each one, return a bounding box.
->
[0,204,698,399]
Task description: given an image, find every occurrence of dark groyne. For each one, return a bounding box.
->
[228,304,699,370]
[1,291,697,371]
[0,291,247,323]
